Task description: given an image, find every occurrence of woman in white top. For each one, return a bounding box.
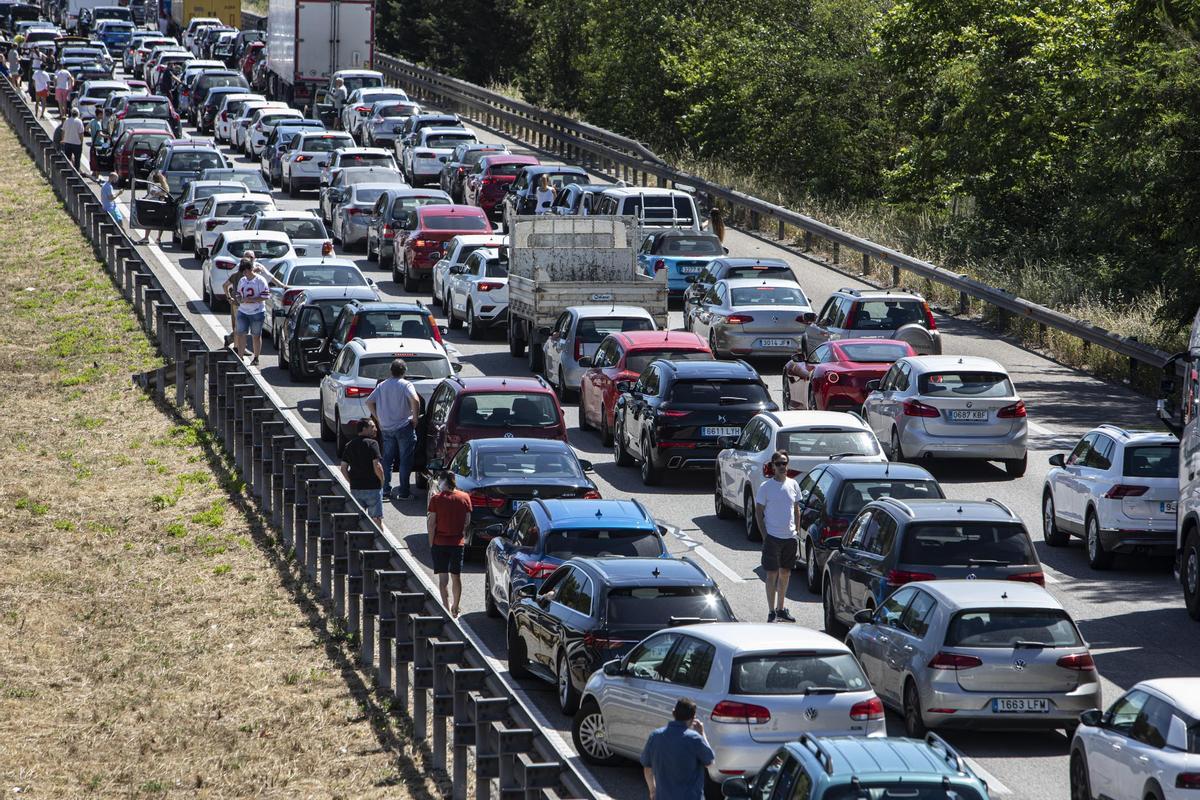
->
[534,174,556,215]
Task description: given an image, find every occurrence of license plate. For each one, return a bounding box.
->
[757,338,793,348]
[950,409,988,421]
[992,698,1049,713]
[679,265,703,274]
[1162,501,1178,513]
[511,500,527,512]
[702,426,741,437]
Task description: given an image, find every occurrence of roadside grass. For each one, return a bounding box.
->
[0,124,435,796]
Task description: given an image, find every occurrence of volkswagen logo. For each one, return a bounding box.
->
[503,432,514,438]
[1013,659,1026,671]
[966,573,977,580]
[804,707,819,721]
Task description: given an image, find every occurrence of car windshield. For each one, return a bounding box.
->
[478,451,582,479]
[622,196,694,225]
[824,786,985,800]
[359,354,449,381]
[456,392,558,428]
[426,134,474,148]
[838,342,911,363]
[946,609,1082,648]
[730,286,809,306]
[777,429,879,458]
[606,586,731,624]
[226,240,289,258]
[835,479,944,516]
[669,380,770,405]
[918,371,1014,398]
[341,75,383,93]
[423,214,489,232]
[659,235,722,255]
[485,162,528,177]
[853,300,927,330]
[258,218,328,239]
[302,136,352,152]
[391,196,449,221]
[215,199,270,216]
[168,152,224,172]
[577,317,653,343]
[126,100,167,116]
[338,153,393,168]
[1123,444,1178,478]
[899,522,1037,567]
[352,311,432,339]
[724,266,793,280]
[288,264,366,286]
[730,652,870,695]
[353,187,387,203]
[624,349,712,374]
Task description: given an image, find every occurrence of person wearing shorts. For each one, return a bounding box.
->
[754,449,803,623]
[53,65,72,117]
[340,418,384,528]
[426,472,472,618]
[32,66,50,117]
[231,259,270,365]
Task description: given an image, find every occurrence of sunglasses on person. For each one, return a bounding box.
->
[772,460,789,468]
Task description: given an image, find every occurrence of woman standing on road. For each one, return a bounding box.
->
[133,170,171,246]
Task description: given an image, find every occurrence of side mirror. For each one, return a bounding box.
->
[452,362,463,373]
[448,264,464,274]
[824,536,844,550]
[601,659,624,677]
[615,381,632,394]
[317,362,331,375]
[717,436,733,449]
[427,458,444,472]
[579,460,594,472]
[1049,453,1066,467]
[865,379,881,392]
[1078,709,1103,728]
[515,583,537,598]
[577,356,592,368]
[853,608,874,625]
[721,778,751,800]
[790,352,804,363]
[484,523,504,540]
[801,312,818,325]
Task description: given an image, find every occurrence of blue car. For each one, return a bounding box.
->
[637,229,726,296]
[95,21,133,51]
[483,499,668,619]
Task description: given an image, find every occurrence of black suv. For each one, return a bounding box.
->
[612,359,777,486]
[507,556,735,715]
[794,462,944,594]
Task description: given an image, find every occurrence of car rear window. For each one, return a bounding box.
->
[257,218,328,240]
[340,75,382,93]
[455,392,558,427]
[576,317,654,343]
[605,586,731,624]
[625,349,712,374]
[353,187,387,204]
[835,479,944,516]
[479,451,581,479]
[485,162,528,177]
[899,522,1037,567]
[378,103,419,117]
[130,134,168,152]
[669,380,770,405]
[837,342,911,363]
[917,371,1014,398]
[204,171,271,193]
[339,153,393,168]
[226,240,289,258]
[426,134,475,149]
[302,135,353,152]
[215,199,270,216]
[658,235,723,255]
[423,214,489,232]
[352,311,431,339]
[167,152,225,172]
[479,259,508,278]
[945,609,1082,648]
[391,196,451,220]
[852,300,927,330]
[724,266,793,280]
[730,286,809,307]
[290,265,367,287]
[1123,444,1178,478]
[825,786,985,800]
[463,149,505,166]
[777,429,879,459]
[260,112,301,126]
[85,85,122,100]
[126,100,167,116]
[730,652,870,695]
[359,354,449,381]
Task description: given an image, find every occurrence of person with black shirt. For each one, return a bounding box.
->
[339,418,384,527]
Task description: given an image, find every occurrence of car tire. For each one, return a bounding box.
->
[1184,530,1200,620]
[822,578,846,638]
[334,412,345,456]
[403,267,419,294]
[903,681,928,738]
[1069,751,1092,800]
[743,492,763,541]
[508,319,526,358]
[600,407,614,447]
[1005,454,1028,478]
[1043,492,1070,547]
[528,340,544,373]
[1145,784,1165,800]
[557,654,580,716]
[804,538,821,593]
[890,428,907,463]
[467,303,484,341]
[182,234,194,252]
[612,418,633,466]
[366,238,378,262]
[573,701,619,766]
[1086,511,1114,570]
[708,330,720,359]
[447,303,463,329]
[507,620,530,679]
[808,387,819,411]
[431,281,442,307]
[319,406,335,442]
[714,479,735,520]
[287,176,298,198]
[484,572,500,619]
[392,257,402,285]
[640,436,663,486]
[557,368,575,402]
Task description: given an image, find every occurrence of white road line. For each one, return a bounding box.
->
[668,526,750,583]
[963,757,1012,796]
[1040,565,1066,585]
[1028,419,1056,436]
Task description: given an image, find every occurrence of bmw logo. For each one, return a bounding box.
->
[804,707,819,721]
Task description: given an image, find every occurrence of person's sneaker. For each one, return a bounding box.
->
[775,608,796,623]
[767,610,777,623]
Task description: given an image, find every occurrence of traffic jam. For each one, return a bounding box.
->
[6,1,1200,798]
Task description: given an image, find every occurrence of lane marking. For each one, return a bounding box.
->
[962,757,1012,796]
[667,526,751,583]
[1028,420,1056,436]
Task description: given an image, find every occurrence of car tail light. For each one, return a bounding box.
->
[346,207,363,215]
[414,239,437,248]
[418,152,437,159]
[213,257,236,270]
[183,206,200,219]
[826,371,840,384]
[322,241,334,256]
[477,281,504,292]
[928,652,983,670]
[281,289,303,307]
[344,385,373,398]
[520,561,558,579]
[902,399,940,417]
[481,176,498,186]
[583,633,630,649]
[849,697,885,721]
[1177,774,1200,789]
[468,491,504,509]
[711,701,771,725]
[582,490,602,500]
[382,224,394,239]
[1057,652,1096,671]
[887,569,936,586]
[658,409,691,418]
[294,154,311,162]
[1007,571,1045,586]
[205,219,222,230]
[355,104,371,112]
[923,303,938,330]
[725,313,754,325]
[997,400,1026,418]
[1105,484,1149,498]
[428,315,444,343]
[819,517,850,541]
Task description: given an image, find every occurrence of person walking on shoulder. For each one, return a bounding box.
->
[366,359,419,500]
[340,418,385,528]
[755,449,803,623]
[100,171,124,224]
[58,108,85,169]
[641,698,715,800]
[32,63,50,117]
[53,62,73,117]
[426,472,471,617]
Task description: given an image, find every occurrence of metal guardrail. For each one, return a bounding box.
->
[0,78,594,800]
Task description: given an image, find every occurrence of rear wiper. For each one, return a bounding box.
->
[964,558,1006,567]
[802,686,842,695]
[827,452,860,461]
[718,396,746,405]
[1013,640,1048,649]
[668,616,720,627]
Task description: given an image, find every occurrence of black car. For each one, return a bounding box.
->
[793,462,944,594]
[507,556,735,715]
[276,290,380,381]
[613,359,777,486]
[196,84,250,134]
[190,70,249,128]
[445,438,599,553]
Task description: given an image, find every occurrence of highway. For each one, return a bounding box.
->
[34,75,1198,800]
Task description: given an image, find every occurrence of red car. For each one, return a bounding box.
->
[464,154,539,220]
[109,128,171,186]
[782,338,915,411]
[578,330,714,444]
[240,41,265,82]
[394,204,493,292]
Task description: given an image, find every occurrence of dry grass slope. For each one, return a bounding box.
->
[0,124,434,797]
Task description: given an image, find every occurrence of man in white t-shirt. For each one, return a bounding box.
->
[754,449,803,623]
[53,66,73,117]
[32,67,51,117]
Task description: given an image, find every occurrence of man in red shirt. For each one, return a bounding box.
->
[426,471,472,617]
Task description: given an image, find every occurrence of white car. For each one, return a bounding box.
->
[280,131,355,196]
[445,247,509,341]
[1043,425,1179,569]
[321,147,399,188]
[230,100,286,153]
[200,231,294,311]
[71,79,129,121]
[245,107,305,158]
[245,210,333,259]
[716,410,886,534]
[213,93,264,143]
[573,623,885,778]
[174,180,249,251]
[341,87,410,140]
[319,336,454,451]
[263,257,377,339]
[1071,678,1200,800]
[183,17,221,51]
[429,234,505,308]
[403,127,477,186]
[194,193,277,260]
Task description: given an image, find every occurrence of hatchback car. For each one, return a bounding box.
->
[574,623,883,780]
[429,232,508,307]
[847,580,1100,737]
[439,142,508,201]
[275,286,381,381]
[341,87,409,139]
[333,182,401,251]
[71,78,128,120]
[687,278,813,358]
[244,106,304,158]
[464,153,540,220]
[637,229,726,296]
[542,305,657,401]
[395,205,493,291]
[366,188,455,265]
[321,146,399,188]
[324,300,449,367]
[280,131,355,195]
[150,139,227,196]
[199,231,294,310]
[821,497,1044,637]
[444,437,599,553]
[260,120,327,185]
[110,127,170,186]
[1043,425,1179,569]
[802,287,941,358]
[197,167,273,195]
[784,339,916,412]
[715,411,886,540]
[109,94,180,137]
[194,192,276,260]
[361,99,422,149]
[403,127,479,186]
[682,258,798,325]
[483,499,666,618]
[444,247,509,340]
[862,355,1029,477]
[319,165,405,227]
[245,210,332,259]
[213,93,264,143]
[264,257,376,340]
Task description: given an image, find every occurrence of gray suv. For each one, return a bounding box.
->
[801,287,941,357]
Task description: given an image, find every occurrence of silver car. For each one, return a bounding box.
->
[173,180,248,251]
[862,355,1029,477]
[333,183,399,251]
[542,305,657,400]
[686,278,812,358]
[573,623,885,778]
[846,580,1100,737]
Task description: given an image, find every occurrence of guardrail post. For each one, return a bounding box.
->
[778,219,786,241]
[862,253,871,276]
[317,497,350,599]
[891,264,901,287]
[392,591,425,715]
[449,666,487,800]
[432,640,467,770]
[188,349,207,417]
[344,532,378,646]
[280,449,308,543]
[356,551,392,666]
[960,291,970,316]
[803,231,812,252]
[372,570,407,689]
[831,242,840,265]
[411,614,445,741]
[265,430,293,520]
[249,410,277,502]
[470,694,509,800]
[303,478,333,580]
[515,753,561,799]
[489,724,536,799]
[292,465,322,562]
[237,393,266,476]
[336,524,369,621]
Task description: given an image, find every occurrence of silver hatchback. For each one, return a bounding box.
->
[686,278,812,358]
[863,355,1029,477]
[846,580,1100,737]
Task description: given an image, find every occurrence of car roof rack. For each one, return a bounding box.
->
[797,735,835,775]
[875,496,916,517]
[925,732,967,774]
[984,497,1016,518]
[1096,423,1130,438]
[838,287,861,296]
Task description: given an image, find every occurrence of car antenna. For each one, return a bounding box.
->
[520,444,529,453]
[652,567,661,578]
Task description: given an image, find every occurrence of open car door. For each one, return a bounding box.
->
[90,135,115,173]
[131,184,176,230]
[293,306,333,380]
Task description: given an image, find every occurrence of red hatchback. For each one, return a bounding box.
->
[394,204,493,292]
[464,154,540,220]
[417,376,568,481]
[578,331,714,444]
[110,128,171,185]
[782,338,915,411]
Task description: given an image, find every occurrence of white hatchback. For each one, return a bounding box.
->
[194,193,277,260]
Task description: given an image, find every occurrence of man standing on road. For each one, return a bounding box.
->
[329,77,347,128]
[32,64,50,117]
[755,449,803,623]
[59,108,85,169]
[53,63,73,117]
[340,418,384,528]
[426,471,471,618]
[641,698,715,800]
[232,258,270,365]
[366,359,419,500]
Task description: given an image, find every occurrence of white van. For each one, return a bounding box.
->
[591,187,702,231]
